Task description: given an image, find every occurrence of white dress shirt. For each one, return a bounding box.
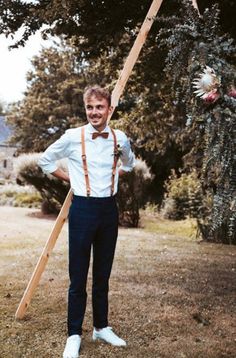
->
[38,123,135,197]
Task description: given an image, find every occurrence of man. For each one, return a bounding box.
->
[39,85,135,358]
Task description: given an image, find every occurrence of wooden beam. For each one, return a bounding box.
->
[109,0,164,117]
[15,0,164,320]
[15,190,73,319]
[192,0,200,15]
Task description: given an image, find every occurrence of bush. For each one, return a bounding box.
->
[14,153,69,214]
[0,183,42,208]
[15,192,42,207]
[14,153,153,226]
[162,170,203,220]
[117,158,153,227]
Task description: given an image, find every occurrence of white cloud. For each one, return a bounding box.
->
[0,29,53,104]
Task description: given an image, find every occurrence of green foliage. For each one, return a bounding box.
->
[14,153,69,213]
[6,39,127,153]
[117,159,153,227]
[1,1,235,51]
[14,192,42,207]
[0,184,42,208]
[6,1,235,209]
[3,0,236,241]
[7,44,86,153]
[0,0,150,54]
[162,170,203,220]
[157,0,236,244]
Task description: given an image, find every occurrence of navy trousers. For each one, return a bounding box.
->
[68,195,118,336]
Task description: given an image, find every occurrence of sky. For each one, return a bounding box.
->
[0,29,53,106]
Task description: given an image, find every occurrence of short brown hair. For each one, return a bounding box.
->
[83,85,111,106]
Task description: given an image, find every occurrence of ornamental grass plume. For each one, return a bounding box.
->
[14,153,68,178]
[133,158,153,181]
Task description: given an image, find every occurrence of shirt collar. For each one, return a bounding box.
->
[86,122,110,134]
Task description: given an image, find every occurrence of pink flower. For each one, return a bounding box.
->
[202,90,220,103]
[228,86,236,98]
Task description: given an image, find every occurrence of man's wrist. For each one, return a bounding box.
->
[119,169,127,176]
[51,168,70,183]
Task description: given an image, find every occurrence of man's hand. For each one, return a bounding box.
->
[51,168,70,183]
[118,169,127,176]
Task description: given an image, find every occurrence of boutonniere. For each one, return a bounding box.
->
[114,144,123,160]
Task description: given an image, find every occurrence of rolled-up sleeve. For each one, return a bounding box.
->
[119,134,135,172]
[38,131,71,174]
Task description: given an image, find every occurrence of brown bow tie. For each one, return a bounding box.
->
[92,132,109,140]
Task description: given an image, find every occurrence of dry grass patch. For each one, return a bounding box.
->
[0,206,236,357]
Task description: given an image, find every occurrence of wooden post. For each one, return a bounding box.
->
[109,0,164,117]
[15,190,73,319]
[15,0,164,320]
[192,0,200,15]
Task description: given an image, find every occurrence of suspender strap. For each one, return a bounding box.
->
[81,126,118,197]
[110,128,118,196]
[81,127,91,196]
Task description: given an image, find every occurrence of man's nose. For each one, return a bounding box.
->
[91,107,98,114]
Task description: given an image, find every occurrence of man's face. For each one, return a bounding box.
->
[84,95,112,132]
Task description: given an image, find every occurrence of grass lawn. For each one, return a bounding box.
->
[0,206,236,357]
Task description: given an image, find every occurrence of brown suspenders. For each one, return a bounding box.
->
[81,126,118,197]
[81,127,91,196]
[110,128,118,196]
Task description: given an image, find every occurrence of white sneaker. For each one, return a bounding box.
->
[63,334,81,358]
[92,327,127,347]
